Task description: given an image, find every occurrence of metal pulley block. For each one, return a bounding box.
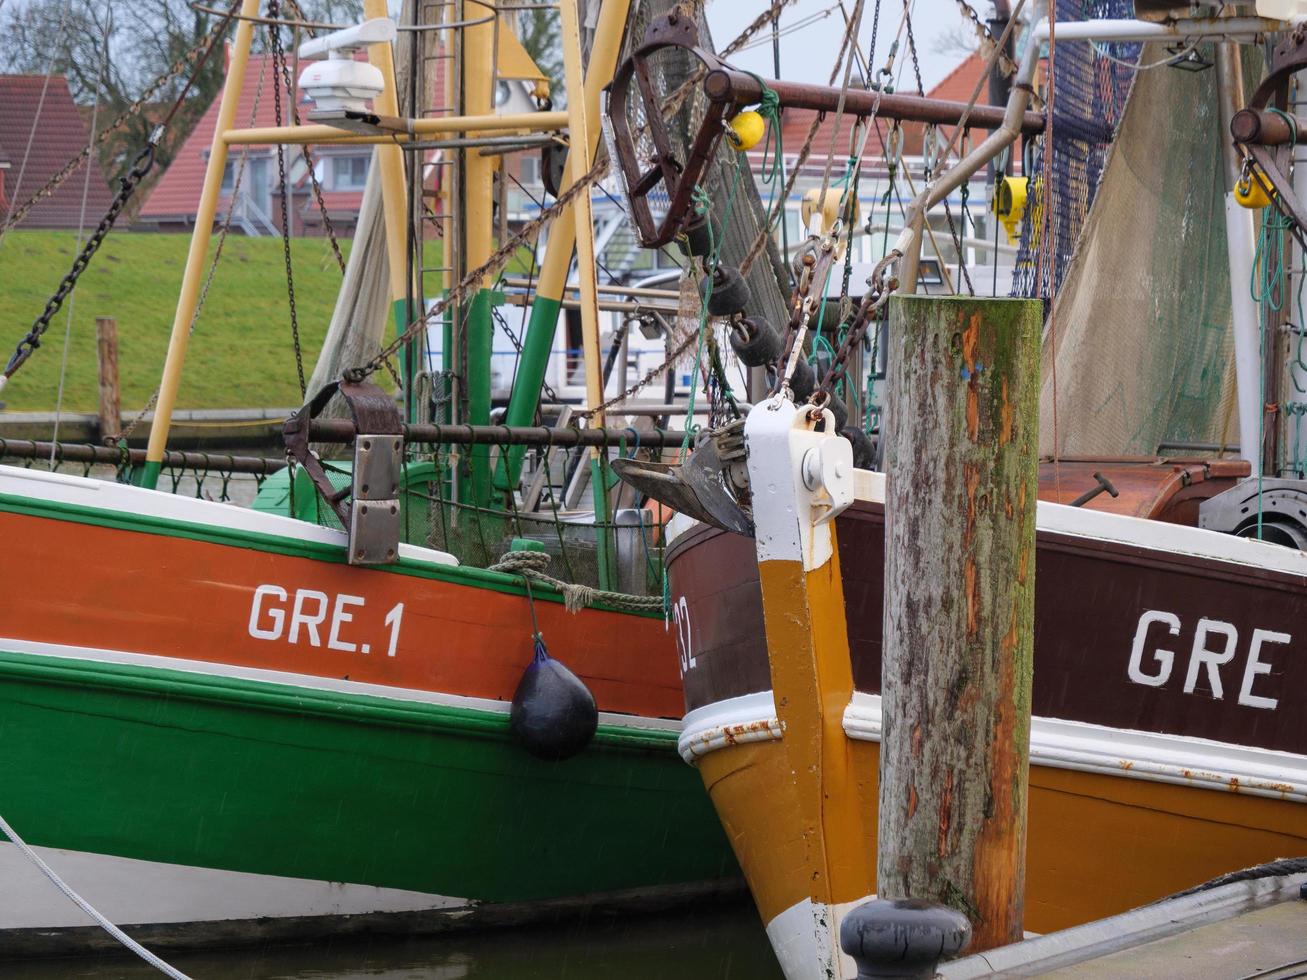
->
[283,379,405,565]
[607,12,735,248]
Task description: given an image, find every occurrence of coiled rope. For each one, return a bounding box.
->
[0,810,191,979]
[489,550,663,615]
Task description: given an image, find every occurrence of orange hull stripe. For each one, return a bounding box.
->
[3,512,682,718]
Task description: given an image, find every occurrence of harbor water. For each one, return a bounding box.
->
[5,905,783,979]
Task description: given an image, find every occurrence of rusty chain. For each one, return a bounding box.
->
[951,0,1019,80]
[268,0,308,398]
[810,251,898,405]
[3,137,160,382]
[272,48,347,274]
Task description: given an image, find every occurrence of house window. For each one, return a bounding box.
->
[220,160,235,192]
[331,155,370,190]
[520,155,540,187]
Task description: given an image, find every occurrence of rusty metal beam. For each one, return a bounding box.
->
[308,420,688,448]
[1231,107,1301,146]
[702,68,1045,134]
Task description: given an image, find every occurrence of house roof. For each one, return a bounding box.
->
[0,74,114,228]
[138,53,302,221]
[140,45,454,224]
[767,52,991,172]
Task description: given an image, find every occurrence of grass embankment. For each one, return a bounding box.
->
[0,230,351,412]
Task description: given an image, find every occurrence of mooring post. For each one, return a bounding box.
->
[877,295,1041,952]
[95,317,121,443]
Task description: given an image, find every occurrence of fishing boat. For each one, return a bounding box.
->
[0,0,818,956]
[606,1,1307,976]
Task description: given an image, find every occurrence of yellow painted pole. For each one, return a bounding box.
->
[141,0,262,489]
[559,0,603,431]
[364,0,411,305]
[494,0,631,493]
[559,0,613,587]
[222,111,569,145]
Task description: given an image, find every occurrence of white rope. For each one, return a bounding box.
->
[0,810,192,979]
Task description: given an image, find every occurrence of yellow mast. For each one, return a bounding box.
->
[140,0,263,489]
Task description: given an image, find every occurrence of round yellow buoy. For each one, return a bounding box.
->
[728,110,766,151]
[1235,169,1273,209]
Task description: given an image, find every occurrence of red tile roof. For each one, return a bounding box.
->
[140,46,448,225]
[138,52,298,221]
[0,74,115,229]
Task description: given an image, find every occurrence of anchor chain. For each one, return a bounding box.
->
[3,134,161,383]
[810,252,898,407]
[950,0,1019,80]
[268,0,307,398]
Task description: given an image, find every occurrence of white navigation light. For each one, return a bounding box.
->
[297,18,395,113]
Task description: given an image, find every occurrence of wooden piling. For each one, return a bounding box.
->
[95,317,121,442]
[878,295,1041,952]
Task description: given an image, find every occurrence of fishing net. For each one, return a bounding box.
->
[1032,42,1259,456]
[1011,0,1137,300]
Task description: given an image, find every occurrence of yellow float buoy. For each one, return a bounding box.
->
[728,110,766,151]
[992,175,1029,245]
[1235,169,1273,209]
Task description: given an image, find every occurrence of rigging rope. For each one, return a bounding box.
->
[50,12,111,462]
[488,550,663,613]
[0,810,192,979]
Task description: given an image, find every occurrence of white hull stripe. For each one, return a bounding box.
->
[0,842,466,930]
[0,637,682,734]
[854,469,1307,580]
[0,464,459,568]
[678,691,1307,803]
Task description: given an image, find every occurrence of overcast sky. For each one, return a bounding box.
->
[703,0,971,94]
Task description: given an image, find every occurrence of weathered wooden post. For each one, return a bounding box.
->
[878,295,1041,952]
[96,317,122,443]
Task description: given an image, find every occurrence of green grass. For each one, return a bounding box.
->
[0,230,352,412]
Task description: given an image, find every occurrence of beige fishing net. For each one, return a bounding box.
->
[1037,43,1253,456]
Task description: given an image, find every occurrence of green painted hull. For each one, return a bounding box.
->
[0,650,736,903]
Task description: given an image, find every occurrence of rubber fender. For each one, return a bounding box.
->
[788,356,815,401]
[729,316,783,367]
[700,265,751,317]
[541,141,569,199]
[509,637,598,760]
[678,211,721,258]
[840,425,875,469]
[824,391,849,430]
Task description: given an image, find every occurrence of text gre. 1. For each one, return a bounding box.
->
[248,585,403,657]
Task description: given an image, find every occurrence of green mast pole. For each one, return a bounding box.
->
[493,0,632,496]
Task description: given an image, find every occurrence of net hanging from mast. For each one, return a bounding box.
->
[1010,0,1136,302]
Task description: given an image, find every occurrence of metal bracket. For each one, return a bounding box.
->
[283,379,405,565]
[610,419,753,536]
